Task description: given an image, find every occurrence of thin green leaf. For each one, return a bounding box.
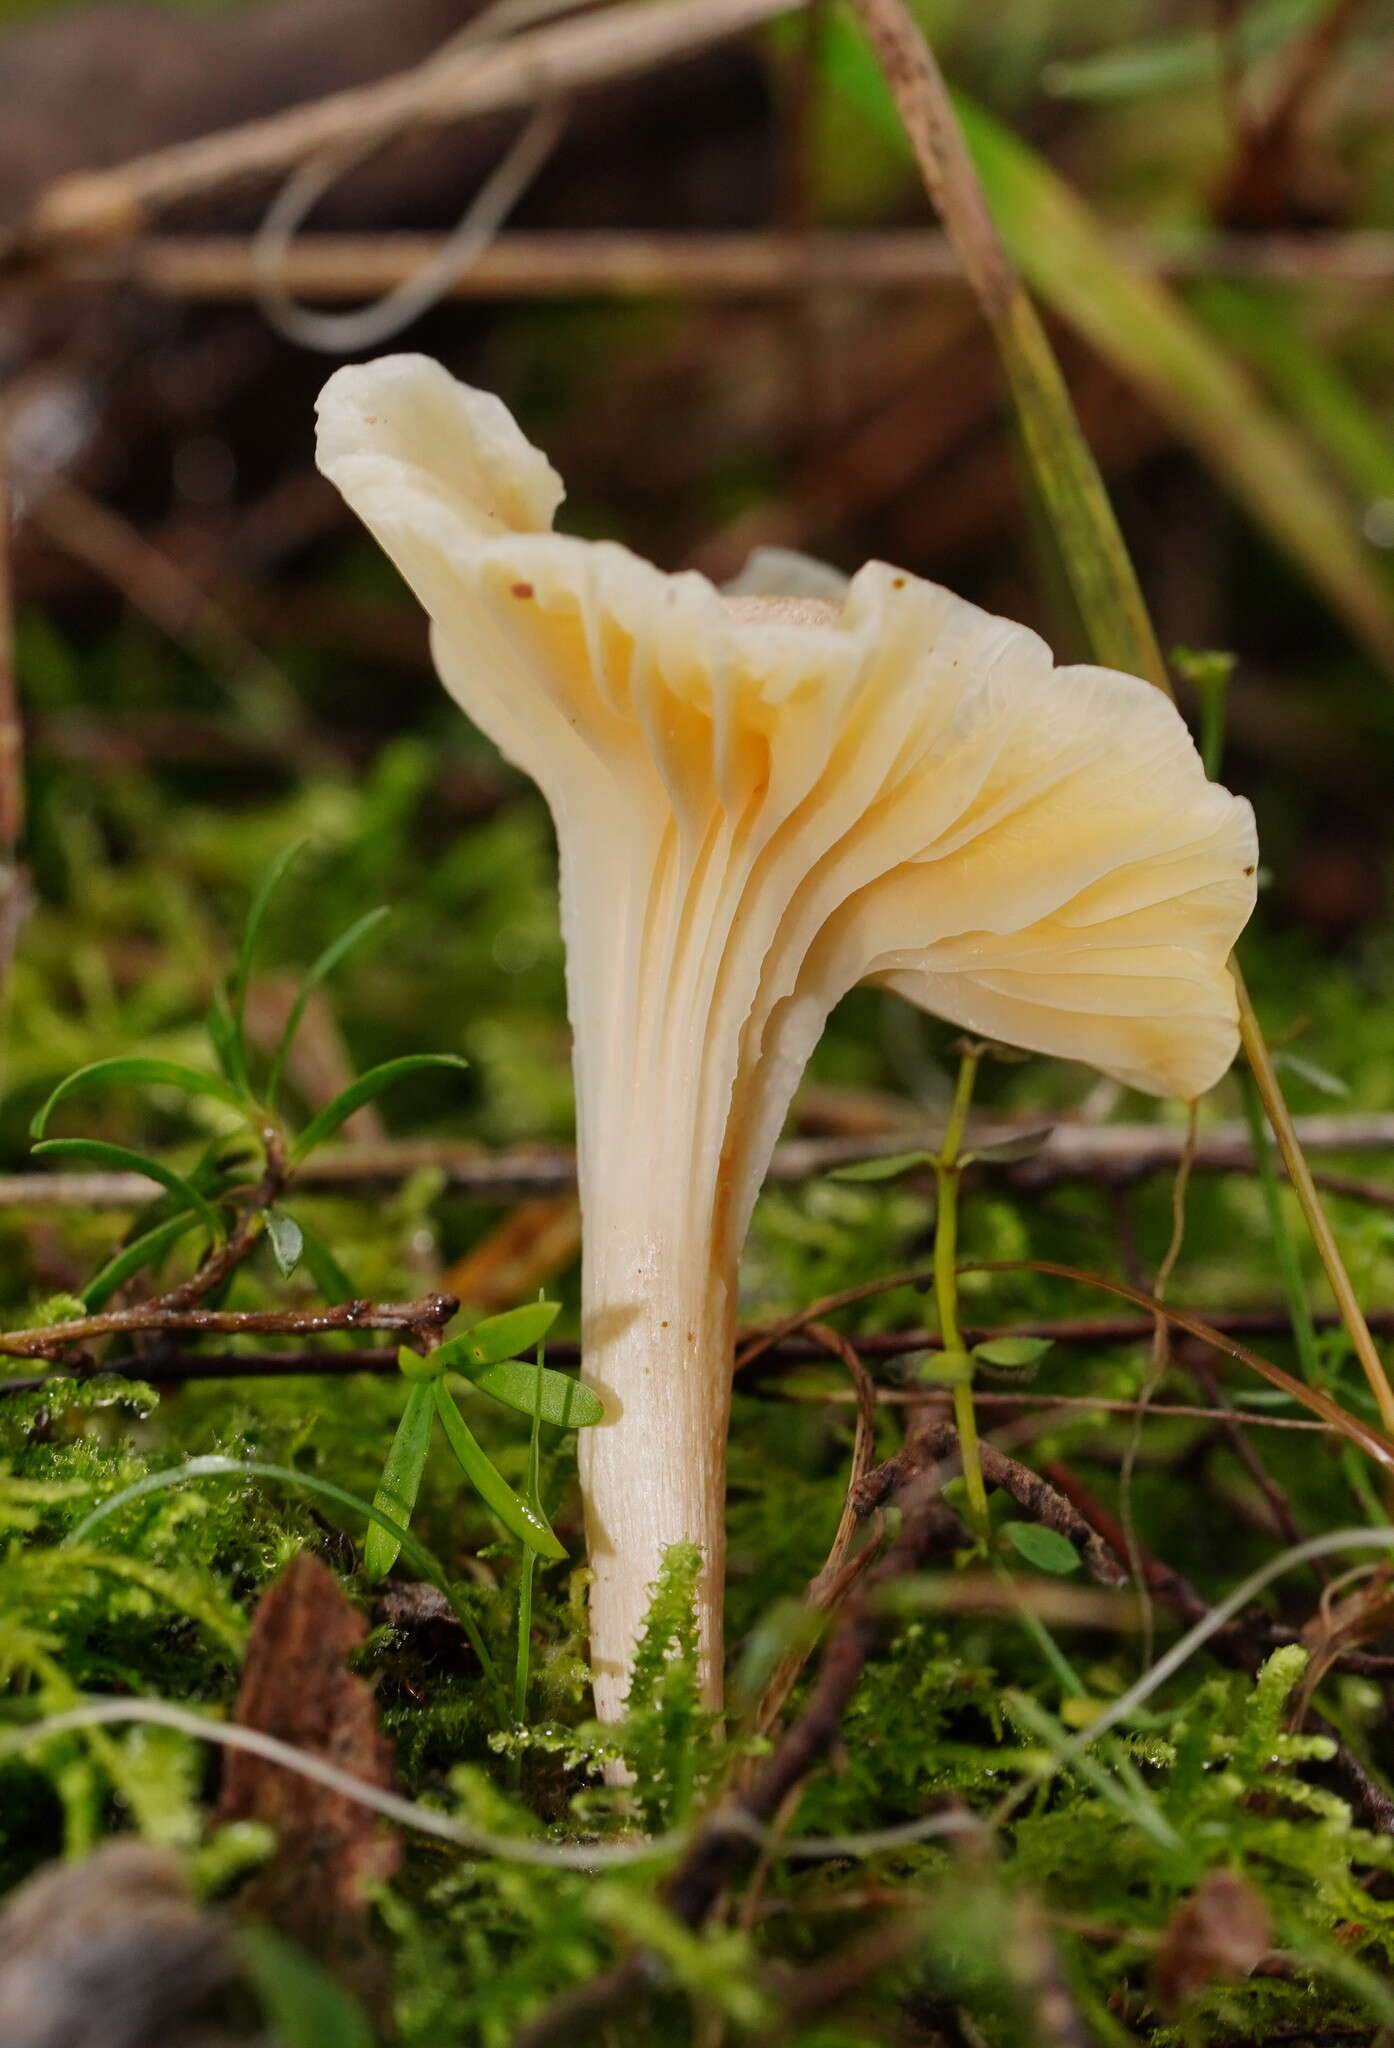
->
[451,1357,603,1429]
[266,906,391,1110]
[430,1377,566,1561]
[824,13,1394,671]
[82,1209,206,1311]
[437,1300,560,1370]
[264,1208,304,1280]
[205,985,247,1093]
[31,1139,223,1243]
[1194,279,1394,510]
[238,1927,374,2048]
[363,1380,435,1581]
[955,98,1394,673]
[1042,0,1318,103]
[828,1149,934,1183]
[1002,1522,1081,1574]
[288,1055,469,1167]
[965,1124,1054,1164]
[822,5,1164,681]
[1273,1050,1349,1099]
[230,840,308,1035]
[30,1058,246,1140]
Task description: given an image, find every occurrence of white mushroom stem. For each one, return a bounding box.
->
[577,1183,734,1718]
[559,769,821,1717]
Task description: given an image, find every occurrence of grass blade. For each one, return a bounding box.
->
[431,1377,566,1561]
[230,840,308,1032]
[237,1927,374,2048]
[827,6,1394,671]
[288,1054,468,1167]
[31,1138,223,1243]
[30,1057,247,1139]
[363,1378,435,1581]
[82,1208,205,1311]
[64,1452,504,1714]
[265,906,391,1111]
[1042,0,1319,104]
[1194,278,1394,507]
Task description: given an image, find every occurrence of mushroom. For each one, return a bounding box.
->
[316,355,1258,1724]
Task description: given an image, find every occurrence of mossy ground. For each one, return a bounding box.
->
[6,611,1394,2041]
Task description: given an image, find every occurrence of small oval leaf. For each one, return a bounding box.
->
[974,1335,1055,1369]
[363,1379,435,1581]
[828,1149,935,1183]
[436,1301,560,1371]
[457,1357,603,1429]
[1002,1521,1081,1574]
[264,1208,304,1281]
[286,1215,355,1305]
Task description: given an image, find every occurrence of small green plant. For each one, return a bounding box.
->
[365,1301,603,1578]
[21,841,467,1319]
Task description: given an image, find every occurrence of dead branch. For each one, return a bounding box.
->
[54,228,1394,302]
[0,1292,457,1362]
[15,0,801,252]
[7,1109,1394,1211]
[854,1417,1126,1587]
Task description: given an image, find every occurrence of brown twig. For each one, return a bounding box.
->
[59,228,1394,303]
[750,1321,881,1741]
[9,1110,1394,1210]
[0,1294,457,1363]
[853,1418,1125,1588]
[155,1123,289,1314]
[17,0,802,251]
[1045,1462,1394,1687]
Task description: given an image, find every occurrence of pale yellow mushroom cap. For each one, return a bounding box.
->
[317,355,1258,1213]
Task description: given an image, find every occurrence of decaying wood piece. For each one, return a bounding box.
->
[216,1550,399,2016]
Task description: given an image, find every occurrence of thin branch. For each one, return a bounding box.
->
[0,1293,457,1362]
[16,0,803,251]
[853,1417,1125,1586]
[57,228,1394,303]
[6,1304,1392,1392]
[8,1109,1394,1209]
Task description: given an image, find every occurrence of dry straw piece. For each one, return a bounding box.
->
[316,354,1257,1721]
